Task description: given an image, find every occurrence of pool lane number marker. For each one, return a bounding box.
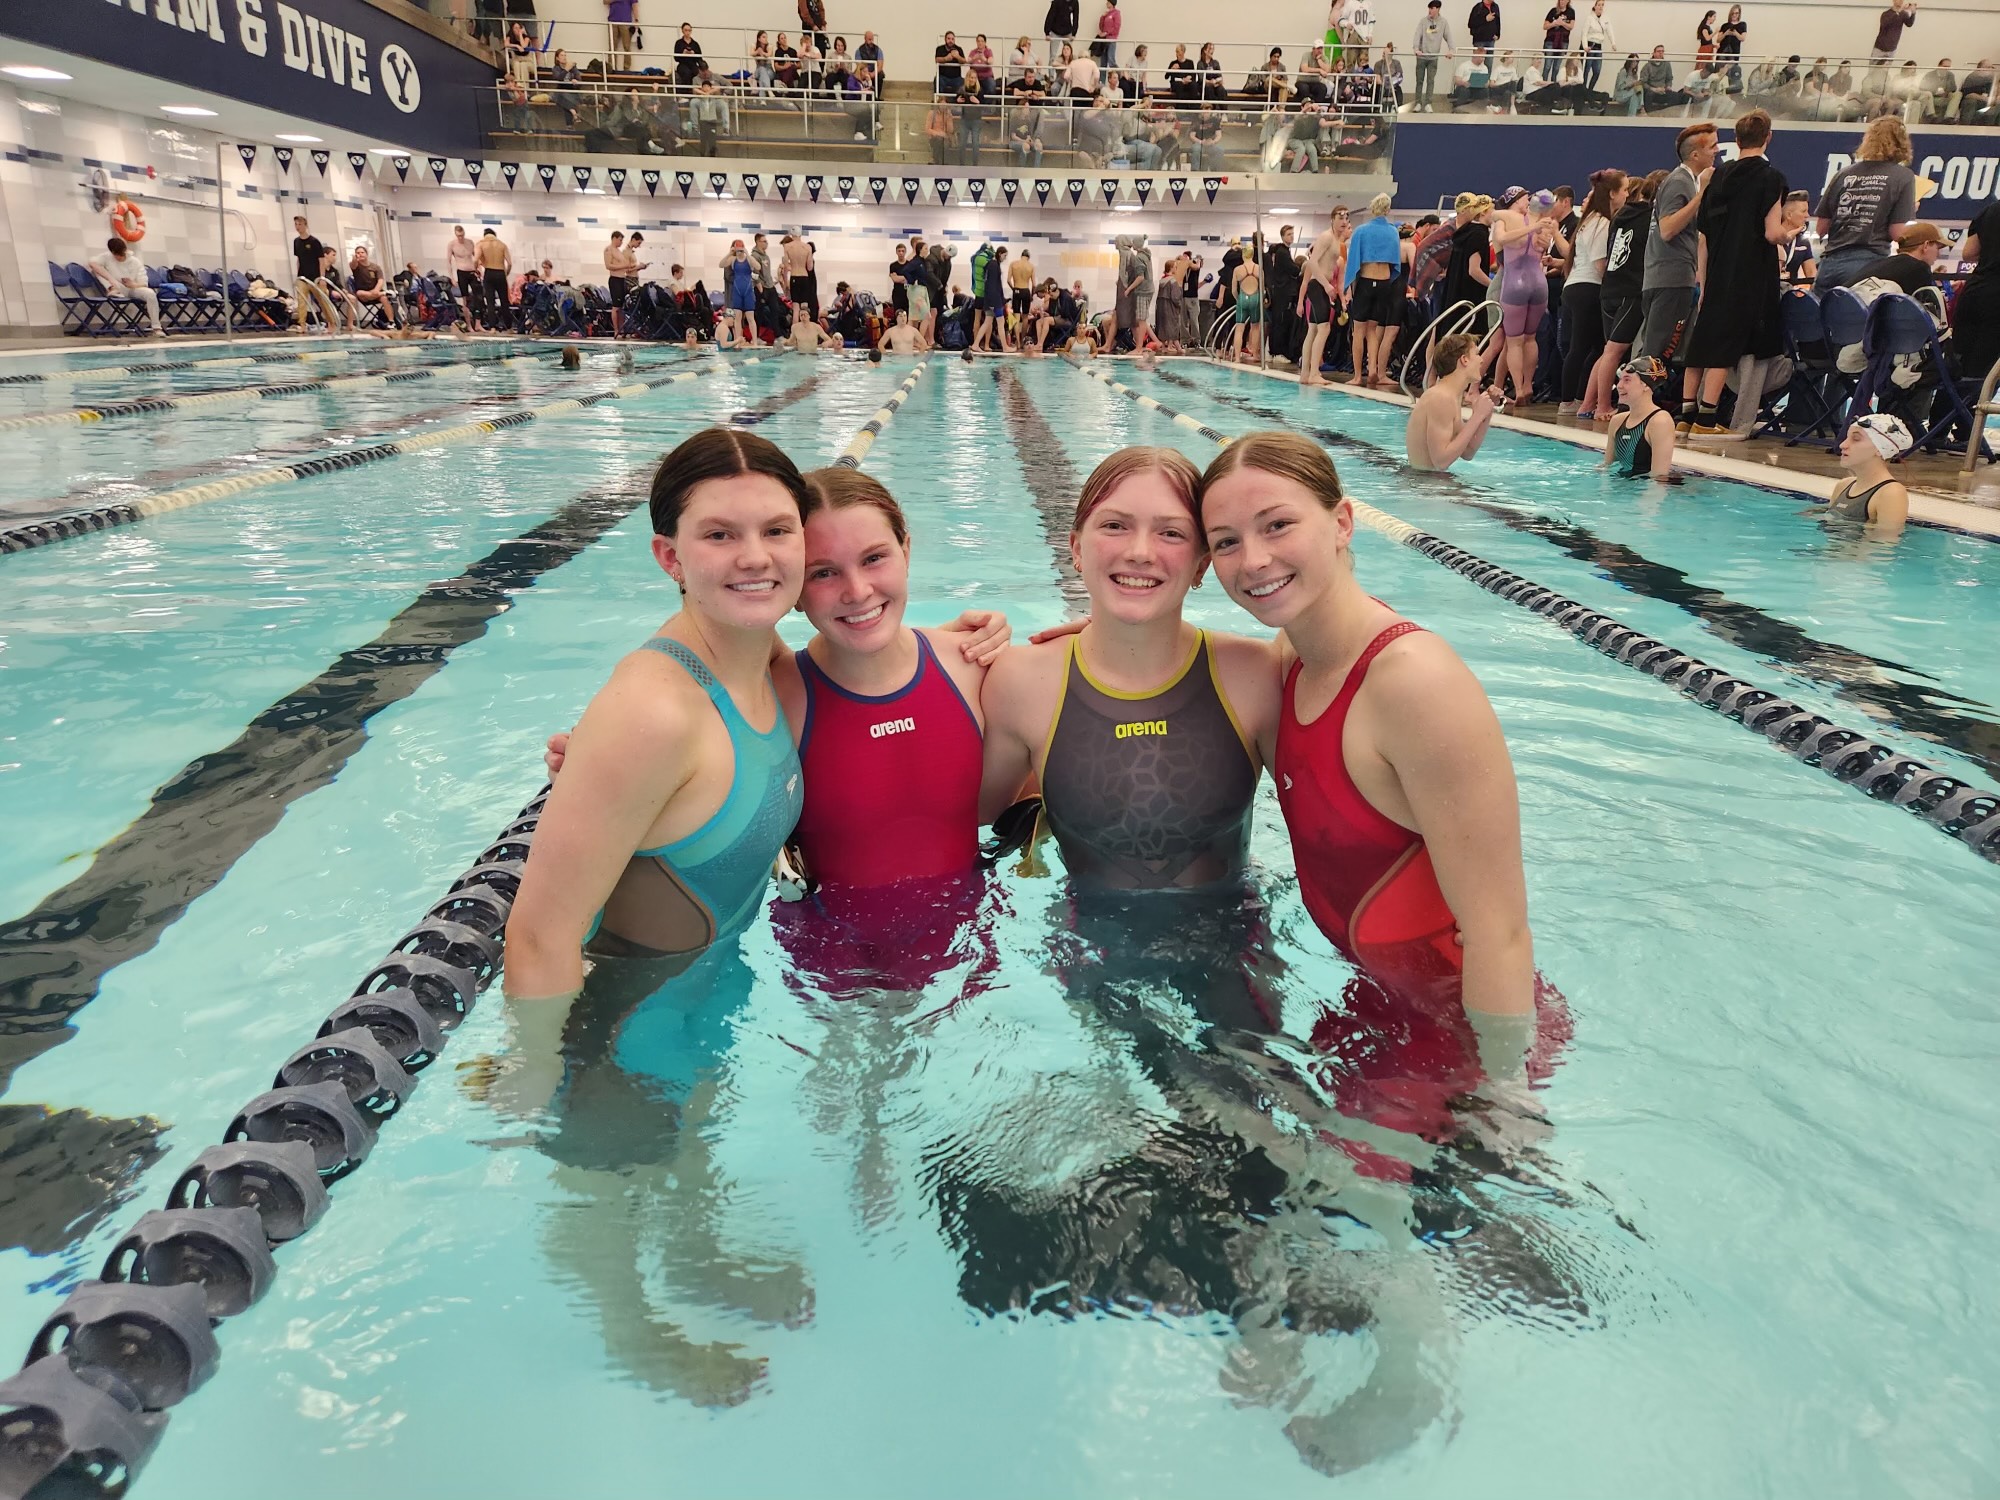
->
[1073,362,2000,866]
[0,354,756,557]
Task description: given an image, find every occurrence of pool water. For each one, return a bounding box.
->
[0,349,1995,1499]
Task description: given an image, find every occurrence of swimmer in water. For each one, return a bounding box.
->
[1405,332,1497,471]
[1822,413,1911,538]
[560,346,582,370]
[878,309,926,354]
[1198,430,1546,1034]
[1600,355,1677,482]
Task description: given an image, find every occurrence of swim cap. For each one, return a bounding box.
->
[1497,185,1528,208]
[1453,190,1481,213]
[1618,355,1668,383]
[1527,188,1557,210]
[1850,413,1913,461]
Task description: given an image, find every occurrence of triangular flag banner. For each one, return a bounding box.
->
[1066,179,1084,206]
[1168,176,1186,205]
[574,165,592,189]
[935,178,952,203]
[641,169,661,195]
[774,173,793,200]
[392,155,410,182]
[500,161,521,188]
[466,160,484,188]
[708,172,727,196]
[869,177,887,205]
[607,167,627,195]
[236,144,258,171]
[1135,177,1153,205]
[675,171,694,198]
[1100,179,1116,205]
[429,156,448,185]
[311,149,331,177]
[901,177,919,205]
[969,178,986,203]
[1033,178,1051,207]
[537,164,557,191]
[742,173,760,200]
[273,146,294,173]
[1203,176,1222,204]
[1000,178,1019,205]
[348,151,368,177]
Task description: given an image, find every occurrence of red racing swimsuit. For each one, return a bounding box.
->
[1275,622,1569,1152]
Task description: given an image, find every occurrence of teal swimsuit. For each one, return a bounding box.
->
[590,637,803,957]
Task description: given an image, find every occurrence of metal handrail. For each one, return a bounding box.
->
[1964,351,2000,475]
[1398,297,1486,395]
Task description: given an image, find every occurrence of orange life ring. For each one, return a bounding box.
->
[110,199,146,242]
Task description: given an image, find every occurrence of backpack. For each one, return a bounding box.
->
[970,246,992,300]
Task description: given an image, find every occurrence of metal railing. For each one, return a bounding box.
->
[480,86,1399,175]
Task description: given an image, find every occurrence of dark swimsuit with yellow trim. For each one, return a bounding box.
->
[1038,630,1258,891]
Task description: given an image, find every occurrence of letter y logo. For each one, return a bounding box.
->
[381,45,422,112]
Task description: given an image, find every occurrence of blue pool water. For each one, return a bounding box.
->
[0,347,1995,1499]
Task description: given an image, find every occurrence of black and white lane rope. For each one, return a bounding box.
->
[1074,362,2000,865]
[0,358,925,1498]
[0,355,760,557]
[0,339,494,389]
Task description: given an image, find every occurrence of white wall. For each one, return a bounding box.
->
[522,0,2000,81]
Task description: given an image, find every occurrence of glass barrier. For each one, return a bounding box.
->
[479,86,1399,176]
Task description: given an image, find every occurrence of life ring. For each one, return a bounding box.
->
[110,199,146,243]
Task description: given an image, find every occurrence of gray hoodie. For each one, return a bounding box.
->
[1413,11,1455,55]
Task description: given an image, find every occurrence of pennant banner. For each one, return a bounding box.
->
[466,160,484,188]
[429,156,448,185]
[868,176,887,205]
[934,177,952,203]
[774,172,793,201]
[311,149,331,177]
[537,163,557,191]
[742,173,760,200]
[1033,178,1051,207]
[1168,176,1186,205]
[901,177,919,205]
[392,155,410,182]
[1100,178,1116,205]
[708,172,727,196]
[273,146,294,173]
[574,166,593,189]
[641,168,661,195]
[1066,178,1084,206]
[347,151,368,178]
[1135,177,1153,204]
[500,161,521,189]
[675,171,695,198]
[607,166,628,195]
[1203,176,1222,204]
[236,143,258,171]
[969,177,986,203]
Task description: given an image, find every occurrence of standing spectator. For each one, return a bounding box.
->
[604,230,634,338]
[1813,116,1916,290]
[1717,5,1747,65]
[1635,119,1716,410]
[445,223,483,327]
[1870,0,1915,63]
[887,242,911,320]
[1189,101,1224,167]
[1641,44,1688,110]
[87,237,164,336]
[1044,0,1080,66]
[927,94,957,161]
[1010,246,1036,316]
[290,214,326,330]
[476,228,513,333]
[1695,10,1717,67]
[1541,0,1576,80]
[1412,0,1455,110]
[1682,109,1788,439]
[1092,0,1122,69]
[1951,198,2000,383]
[957,79,990,162]
[672,23,703,88]
[1578,0,1612,91]
[752,30,774,94]
[1065,43,1101,100]
[690,65,727,153]
[1559,169,1622,408]
[936,31,967,95]
[1580,169,1657,418]
[968,34,996,94]
[604,0,638,72]
[1468,0,1502,67]
[750,233,775,300]
[797,0,828,55]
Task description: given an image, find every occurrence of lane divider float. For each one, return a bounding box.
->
[0,356,763,557]
[0,338,530,389]
[1074,361,2000,865]
[835,359,930,468]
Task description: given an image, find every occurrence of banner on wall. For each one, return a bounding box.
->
[347,150,368,178]
[742,173,760,200]
[237,144,258,171]
[1202,176,1222,203]
[641,168,661,195]
[429,156,448,184]
[311,149,331,176]
[1100,179,1116,205]
[869,177,887,204]
[935,178,952,203]
[901,177,919,204]
[1000,178,1018,205]
[500,161,520,188]
[1034,179,1050,206]
[537,164,557,191]
[1168,176,1186,204]
[1066,178,1084,205]
[1136,177,1153,204]
[392,154,410,182]
[607,166,627,194]
[774,172,792,200]
[969,177,986,203]
[465,160,483,188]
[574,166,593,189]
[2,0,493,155]
[273,145,295,173]
[709,172,727,197]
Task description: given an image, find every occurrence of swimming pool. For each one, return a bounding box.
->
[1,348,1995,1498]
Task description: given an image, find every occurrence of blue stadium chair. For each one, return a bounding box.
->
[49,261,90,334]
[65,261,143,335]
[1774,290,1844,445]
[1851,292,1978,457]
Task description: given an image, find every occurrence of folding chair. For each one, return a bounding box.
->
[64,263,124,335]
[49,262,90,334]
[1791,287,1867,449]
[1851,292,1979,457]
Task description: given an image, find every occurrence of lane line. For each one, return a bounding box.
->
[1074,361,2000,867]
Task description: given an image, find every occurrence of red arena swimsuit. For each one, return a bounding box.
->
[792,630,984,887]
[1275,622,1570,1150]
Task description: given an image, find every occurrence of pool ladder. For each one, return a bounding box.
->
[1397,298,1505,397]
[1964,350,2000,475]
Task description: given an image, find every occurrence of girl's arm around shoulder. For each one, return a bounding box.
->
[504,652,706,998]
[1208,630,1287,771]
[975,639,1067,821]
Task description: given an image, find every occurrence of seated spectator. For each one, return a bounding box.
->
[547,48,583,123]
[348,245,400,326]
[1076,90,1122,163]
[499,75,537,131]
[927,95,957,162]
[1860,221,1949,295]
[797,33,824,92]
[1640,44,1688,110]
[673,23,704,88]
[1450,54,1492,108]
[1487,49,1522,108]
[967,33,996,94]
[1248,47,1287,101]
[825,35,854,92]
[1296,43,1331,102]
[504,21,535,84]
[86,236,164,336]
[1009,100,1046,164]
[1287,100,1326,171]
[1958,60,1992,122]
[1611,52,1644,112]
[857,30,885,75]
[936,30,967,95]
[688,65,728,154]
[1009,35,1037,80]
[773,33,800,91]
[843,63,879,140]
[1166,43,1198,104]
[1378,43,1406,107]
[1126,43,1150,94]
[1917,58,1956,119]
[1189,101,1224,167]
[1196,42,1228,100]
